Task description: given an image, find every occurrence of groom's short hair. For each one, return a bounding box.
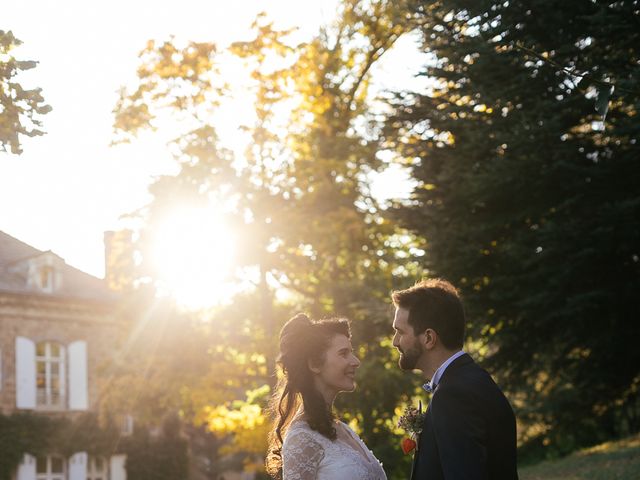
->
[392,278,465,350]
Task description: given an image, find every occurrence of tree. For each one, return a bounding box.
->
[0,30,50,154]
[111,2,425,477]
[385,0,640,459]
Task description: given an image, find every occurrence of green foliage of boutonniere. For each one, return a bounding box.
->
[398,402,426,454]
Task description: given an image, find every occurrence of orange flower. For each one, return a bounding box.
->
[401,437,417,455]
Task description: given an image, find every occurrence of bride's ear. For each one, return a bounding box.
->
[308,359,321,374]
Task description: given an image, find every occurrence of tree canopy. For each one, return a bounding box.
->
[385,0,640,459]
[104,0,640,476]
[109,2,423,477]
[0,30,50,155]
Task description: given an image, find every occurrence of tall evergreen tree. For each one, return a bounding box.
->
[386,0,640,458]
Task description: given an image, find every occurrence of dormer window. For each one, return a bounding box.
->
[14,251,65,294]
[39,266,54,292]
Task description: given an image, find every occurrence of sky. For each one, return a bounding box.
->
[1,0,425,280]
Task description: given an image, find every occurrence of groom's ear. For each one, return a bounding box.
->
[422,328,438,350]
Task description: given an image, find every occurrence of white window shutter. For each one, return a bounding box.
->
[110,455,127,480]
[15,337,36,409]
[60,344,67,406]
[68,341,88,410]
[17,454,36,480]
[69,452,87,480]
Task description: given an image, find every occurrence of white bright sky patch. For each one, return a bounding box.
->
[151,205,237,308]
[0,0,339,277]
[370,162,417,204]
[1,0,423,280]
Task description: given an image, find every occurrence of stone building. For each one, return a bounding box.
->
[0,230,126,480]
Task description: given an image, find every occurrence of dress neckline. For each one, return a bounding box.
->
[290,419,373,465]
[335,421,373,465]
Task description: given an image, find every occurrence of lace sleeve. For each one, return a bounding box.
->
[282,429,325,480]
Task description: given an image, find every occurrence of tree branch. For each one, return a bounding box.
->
[513,42,640,96]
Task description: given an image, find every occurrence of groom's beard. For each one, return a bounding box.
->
[398,339,423,370]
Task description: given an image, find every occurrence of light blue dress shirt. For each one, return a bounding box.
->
[423,350,466,393]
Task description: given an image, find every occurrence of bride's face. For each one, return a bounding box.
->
[310,334,361,400]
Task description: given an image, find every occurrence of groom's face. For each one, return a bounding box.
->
[392,307,424,371]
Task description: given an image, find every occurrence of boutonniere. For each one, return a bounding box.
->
[398,401,425,455]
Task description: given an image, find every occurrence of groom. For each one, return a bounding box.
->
[391,279,518,479]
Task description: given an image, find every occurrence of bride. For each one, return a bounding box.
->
[266,313,387,480]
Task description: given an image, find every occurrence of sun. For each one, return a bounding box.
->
[151,205,237,309]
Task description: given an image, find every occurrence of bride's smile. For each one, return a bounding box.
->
[311,334,361,401]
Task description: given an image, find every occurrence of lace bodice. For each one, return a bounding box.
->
[282,420,387,480]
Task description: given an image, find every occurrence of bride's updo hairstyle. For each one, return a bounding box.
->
[265,312,351,478]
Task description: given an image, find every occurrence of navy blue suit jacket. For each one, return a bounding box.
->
[410,354,518,480]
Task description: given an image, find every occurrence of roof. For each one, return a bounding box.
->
[0,230,115,303]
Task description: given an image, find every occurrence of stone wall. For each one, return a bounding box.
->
[0,291,123,415]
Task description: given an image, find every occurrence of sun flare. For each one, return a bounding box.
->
[151,206,237,309]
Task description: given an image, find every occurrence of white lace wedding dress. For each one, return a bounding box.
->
[282,419,387,480]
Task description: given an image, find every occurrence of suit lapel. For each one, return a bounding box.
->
[410,354,474,480]
[411,386,433,480]
[410,447,418,480]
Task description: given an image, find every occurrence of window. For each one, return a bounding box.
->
[36,455,65,480]
[119,414,134,436]
[39,266,54,291]
[16,337,88,411]
[87,456,108,480]
[36,342,66,408]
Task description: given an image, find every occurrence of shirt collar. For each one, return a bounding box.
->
[423,350,465,392]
